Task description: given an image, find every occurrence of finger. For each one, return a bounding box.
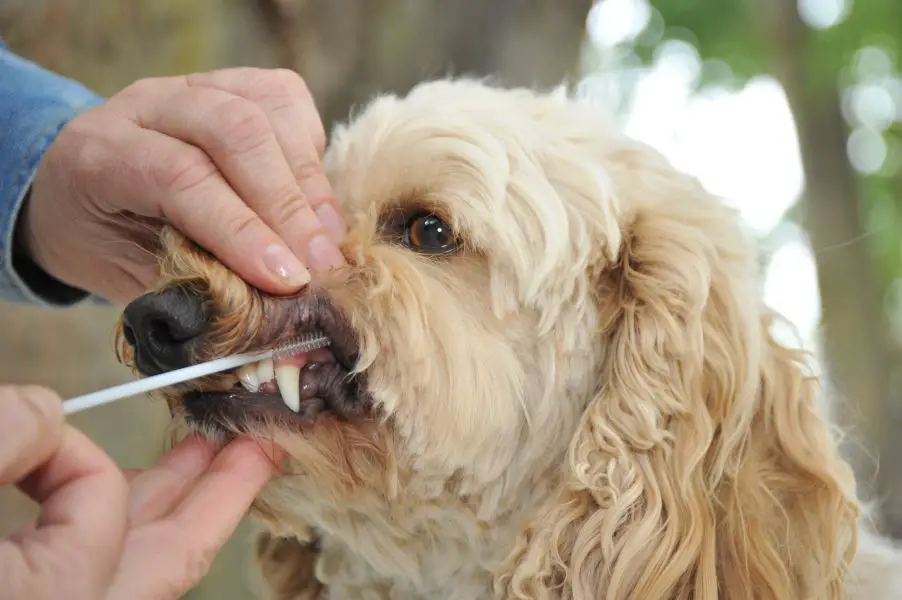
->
[133,84,345,274]
[18,425,128,533]
[121,468,143,483]
[170,438,276,554]
[87,119,311,294]
[126,435,216,525]
[105,438,278,599]
[0,385,63,485]
[170,437,278,549]
[186,69,345,242]
[1,426,128,598]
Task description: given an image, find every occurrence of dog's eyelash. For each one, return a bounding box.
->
[377,207,415,237]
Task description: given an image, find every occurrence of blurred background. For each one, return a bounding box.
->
[1,0,900,596]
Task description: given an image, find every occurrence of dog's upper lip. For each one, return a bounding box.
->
[290,291,359,371]
[198,290,358,370]
[172,290,366,423]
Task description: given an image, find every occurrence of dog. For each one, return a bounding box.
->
[117,79,902,599]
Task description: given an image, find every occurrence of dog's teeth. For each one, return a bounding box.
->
[237,363,260,392]
[257,358,275,383]
[274,364,301,412]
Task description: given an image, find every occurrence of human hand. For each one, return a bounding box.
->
[0,384,279,600]
[22,67,347,305]
[106,435,280,599]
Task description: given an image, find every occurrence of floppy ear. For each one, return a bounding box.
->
[496,177,859,599]
[252,531,323,600]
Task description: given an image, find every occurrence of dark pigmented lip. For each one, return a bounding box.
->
[288,291,360,372]
[178,291,369,430]
[181,364,367,431]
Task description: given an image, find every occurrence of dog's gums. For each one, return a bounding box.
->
[188,292,367,430]
[114,79,902,600]
[181,361,365,430]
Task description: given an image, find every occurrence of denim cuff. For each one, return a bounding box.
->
[0,45,107,307]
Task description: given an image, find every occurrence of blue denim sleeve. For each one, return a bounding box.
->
[0,41,106,307]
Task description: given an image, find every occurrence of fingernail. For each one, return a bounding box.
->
[263,244,310,288]
[315,203,347,244]
[306,235,345,272]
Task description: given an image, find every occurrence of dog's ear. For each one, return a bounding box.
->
[252,531,323,600]
[497,177,859,599]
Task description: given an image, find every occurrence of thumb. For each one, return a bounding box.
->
[0,385,64,485]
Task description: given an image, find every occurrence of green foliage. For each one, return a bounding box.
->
[861,129,902,290]
[646,0,902,92]
[810,0,901,89]
[622,0,902,294]
[637,0,765,84]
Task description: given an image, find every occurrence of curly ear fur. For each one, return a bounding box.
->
[497,170,859,599]
[253,531,323,600]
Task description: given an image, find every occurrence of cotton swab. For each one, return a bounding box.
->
[62,334,330,415]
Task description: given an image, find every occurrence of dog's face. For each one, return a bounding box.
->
[119,80,860,599]
[120,81,620,503]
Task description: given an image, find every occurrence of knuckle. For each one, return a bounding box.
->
[269,187,310,227]
[148,527,217,597]
[52,121,102,189]
[182,542,216,586]
[311,123,327,155]
[292,153,324,181]
[247,70,292,102]
[221,211,260,239]
[0,386,63,471]
[273,68,310,98]
[265,70,323,152]
[212,98,271,153]
[157,149,218,194]
[17,384,60,406]
[122,76,160,98]
[0,384,40,403]
[22,385,64,423]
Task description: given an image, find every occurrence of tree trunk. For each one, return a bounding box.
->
[250,0,594,132]
[760,0,902,534]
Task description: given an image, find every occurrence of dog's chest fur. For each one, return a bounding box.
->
[316,528,497,600]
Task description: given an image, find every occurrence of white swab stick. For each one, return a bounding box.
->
[62,333,331,415]
[62,350,276,415]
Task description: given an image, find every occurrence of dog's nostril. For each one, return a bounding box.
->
[148,316,189,345]
[123,322,137,347]
[122,285,209,375]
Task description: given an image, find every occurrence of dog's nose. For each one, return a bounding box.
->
[122,286,209,375]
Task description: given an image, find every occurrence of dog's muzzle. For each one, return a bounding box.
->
[121,286,369,431]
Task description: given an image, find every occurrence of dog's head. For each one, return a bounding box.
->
[118,79,859,599]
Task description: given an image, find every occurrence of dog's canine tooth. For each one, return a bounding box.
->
[257,358,275,384]
[274,364,301,412]
[237,363,261,392]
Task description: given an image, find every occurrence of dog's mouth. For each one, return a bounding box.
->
[177,295,369,431]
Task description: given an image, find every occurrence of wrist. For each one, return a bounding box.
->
[11,189,90,305]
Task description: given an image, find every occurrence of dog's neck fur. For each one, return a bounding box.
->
[257,457,566,600]
[248,301,601,599]
[325,477,559,599]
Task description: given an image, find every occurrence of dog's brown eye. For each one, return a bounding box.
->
[404,213,457,254]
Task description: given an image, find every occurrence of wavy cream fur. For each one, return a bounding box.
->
[130,79,902,599]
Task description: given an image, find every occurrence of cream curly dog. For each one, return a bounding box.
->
[117,79,902,599]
